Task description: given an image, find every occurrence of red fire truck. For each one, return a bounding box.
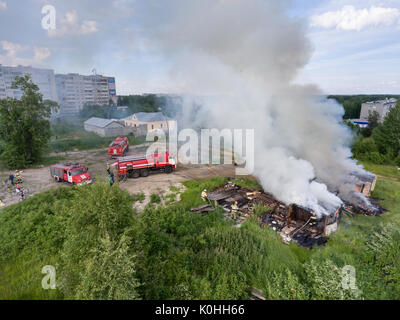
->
[50,163,92,185]
[115,152,176,180]
[108,137,129,158]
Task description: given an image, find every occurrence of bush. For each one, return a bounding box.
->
[367,151,386,165]
[352,137,385,164]
[395,154,400,168]
[58,183,139,298]
[0,183,142,299]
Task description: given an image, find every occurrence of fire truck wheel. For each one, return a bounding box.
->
[132,170,140,179]
[140,169,149,177]
[165,166,173,174]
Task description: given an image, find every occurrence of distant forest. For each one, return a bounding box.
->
[79,94,400,122]
[328,95,400,119]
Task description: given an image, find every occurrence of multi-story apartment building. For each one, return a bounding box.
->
[0,64,117,116]
[360,98,398,123]
[55,73,116,115]
[0,64,58,101]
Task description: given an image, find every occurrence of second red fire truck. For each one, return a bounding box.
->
[108,137,129,158]
[50,163,92,185]
[114,152,176,180]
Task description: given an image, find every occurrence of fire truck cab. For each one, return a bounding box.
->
[108,137,129,158]
[50,163,92,186]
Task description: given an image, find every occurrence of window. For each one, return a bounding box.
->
[71,168,88,176]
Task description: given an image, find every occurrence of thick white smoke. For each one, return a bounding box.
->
[136,0,371,216]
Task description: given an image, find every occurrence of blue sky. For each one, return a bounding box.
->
[0,0,399,95]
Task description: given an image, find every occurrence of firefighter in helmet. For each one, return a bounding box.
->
[231,201,239,220]
[15,170,23,184]
[201,189,208,202]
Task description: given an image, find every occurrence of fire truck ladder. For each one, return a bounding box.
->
[118,154,149,162]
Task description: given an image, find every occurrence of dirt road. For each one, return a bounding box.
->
[0,144,237,210]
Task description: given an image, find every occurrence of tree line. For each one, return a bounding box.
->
[348,100,400,166]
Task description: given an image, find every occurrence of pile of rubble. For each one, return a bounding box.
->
[192,179,385,249]
[344,172,387,216]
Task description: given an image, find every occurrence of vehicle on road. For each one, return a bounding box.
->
[50,163,92,186]
[108,137,129,158]
[115,152,176,181]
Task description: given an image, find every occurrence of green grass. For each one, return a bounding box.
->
[132,192,145,203]
[359,161,400,181]
[169,185,180,193]
[253,203,271,217]
[30,155,67,168]
[150,193,161,204]
[49,124,146,153]
[0,166,399,300]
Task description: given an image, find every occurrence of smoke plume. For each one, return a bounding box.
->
[137,0,371,216]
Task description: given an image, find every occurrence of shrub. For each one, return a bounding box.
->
[367,151,385,164]
[395,154,400,167]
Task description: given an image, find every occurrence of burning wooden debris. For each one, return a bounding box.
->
[343,172,387,216]
[343,198,387,216]
[190,204,215,214]
[202,179,386,249]
[204,181,339,249]
[353,171,377,197]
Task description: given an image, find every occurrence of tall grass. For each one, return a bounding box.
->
[0,165,399,300]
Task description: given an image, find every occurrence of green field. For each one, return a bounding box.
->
[49,122,146,153]
[0,164,399,300]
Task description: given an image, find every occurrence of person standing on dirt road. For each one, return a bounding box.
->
[9,173,14,185]
[107,162,111,175]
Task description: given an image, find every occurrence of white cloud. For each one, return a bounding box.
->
[47,11,99,37]
[33,47,51,61]
[311,5,400,31]
[0,1,6,11]
[0,41,51,67]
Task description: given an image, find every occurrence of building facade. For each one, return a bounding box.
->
[0,64,58,101]
[360,98,398,123]
[56,73,116,115]
[123,112,176,134]
[84,117,131,137]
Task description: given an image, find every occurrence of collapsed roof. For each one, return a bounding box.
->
[201,179,385,249]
